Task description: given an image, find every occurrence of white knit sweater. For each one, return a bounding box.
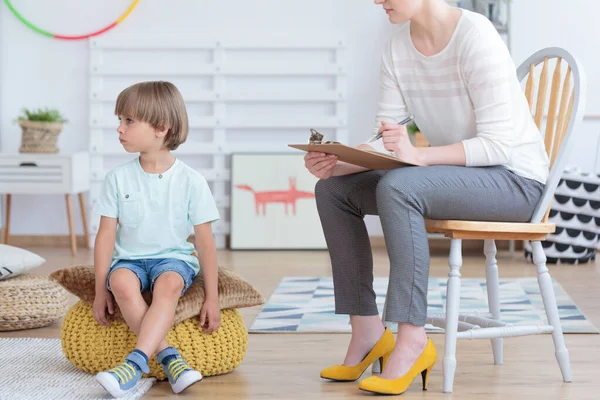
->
[365,9,549,184]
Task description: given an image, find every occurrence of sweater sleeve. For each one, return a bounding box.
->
[460,26,516,167]
[363,37,410,152]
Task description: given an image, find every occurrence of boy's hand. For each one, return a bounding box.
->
[93,288,114,326]
[199,297,221,333]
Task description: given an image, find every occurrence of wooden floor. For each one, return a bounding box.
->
[2,246,600,399]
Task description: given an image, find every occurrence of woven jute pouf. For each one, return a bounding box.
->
[61,301,248,379]
[0,274,70,331]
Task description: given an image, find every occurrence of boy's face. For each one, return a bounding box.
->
[116,115,168,153]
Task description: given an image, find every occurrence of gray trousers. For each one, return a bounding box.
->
[315,165,544,326]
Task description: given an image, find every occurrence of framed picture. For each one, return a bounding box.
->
[230,153,327,250]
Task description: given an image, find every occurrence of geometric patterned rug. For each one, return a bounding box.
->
[249,277,598,334]
[0,338,156,400]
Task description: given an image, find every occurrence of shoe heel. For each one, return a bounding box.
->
[421,366,433,391]
[379,351,392,372]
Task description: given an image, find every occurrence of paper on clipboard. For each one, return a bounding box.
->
[288,143,415,170]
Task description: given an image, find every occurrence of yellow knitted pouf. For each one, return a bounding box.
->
[61,301,248,379]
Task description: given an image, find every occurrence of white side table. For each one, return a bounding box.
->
[0,152,90,256]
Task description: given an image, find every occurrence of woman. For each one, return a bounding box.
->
[305,0,549,395]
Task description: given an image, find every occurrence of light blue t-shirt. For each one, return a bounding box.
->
[92,157,219,274]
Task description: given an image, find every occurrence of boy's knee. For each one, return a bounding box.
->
[153,272,184,297]
[109,269,141,299]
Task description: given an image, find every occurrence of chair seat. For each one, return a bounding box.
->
[424,219,556,241]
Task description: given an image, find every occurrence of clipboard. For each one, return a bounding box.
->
[288,143,415,170]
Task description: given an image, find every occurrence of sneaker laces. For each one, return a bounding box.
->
[167,358,191,381]
[109,361,137,385]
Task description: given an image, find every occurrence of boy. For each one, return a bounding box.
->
[92,81,220,398]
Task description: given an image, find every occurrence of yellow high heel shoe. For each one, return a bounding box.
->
[358,337,437,395]
[320,327,395,382]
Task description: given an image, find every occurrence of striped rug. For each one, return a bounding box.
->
[249,277,598,334]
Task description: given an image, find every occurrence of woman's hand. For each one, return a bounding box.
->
[304,152,338,179]
[92,288,114,326]
[380,121,425,166]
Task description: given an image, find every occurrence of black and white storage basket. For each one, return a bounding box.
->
[525,167,600,264]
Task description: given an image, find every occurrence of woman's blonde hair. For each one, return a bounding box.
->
[115,81,189,150]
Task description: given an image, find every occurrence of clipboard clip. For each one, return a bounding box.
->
[309,128,339,144]
[309,128,324,144]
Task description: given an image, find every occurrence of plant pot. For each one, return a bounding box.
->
[19,120,63,153]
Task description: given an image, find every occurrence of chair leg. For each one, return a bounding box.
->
[381,297,395,332]
[65,194,77,256]
[444,238,462,393]
[484,239,503,365]
[531,240,572,382]
[3,194,11,244]
[371,354,381,374]
[78,193,91,249]
[372,297,394,374]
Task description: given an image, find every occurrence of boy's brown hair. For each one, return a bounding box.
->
[115,81,189,150]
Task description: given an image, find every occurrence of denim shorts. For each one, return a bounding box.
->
[106,258,196,295]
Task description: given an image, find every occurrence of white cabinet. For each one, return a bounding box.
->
[0,152,89,194]
[0,152,91,255]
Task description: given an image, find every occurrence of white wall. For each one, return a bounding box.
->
[0,0,392,236]
[1,0,599,238]
[511,0,600,175]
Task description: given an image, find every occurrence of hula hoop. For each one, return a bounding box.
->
[3,0,139,40]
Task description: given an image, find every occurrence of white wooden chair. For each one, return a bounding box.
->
[376,47,586,393]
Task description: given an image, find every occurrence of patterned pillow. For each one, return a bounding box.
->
[0,244,46,280]
[525,166,600,264]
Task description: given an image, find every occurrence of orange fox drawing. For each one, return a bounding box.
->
[235,177,315,216]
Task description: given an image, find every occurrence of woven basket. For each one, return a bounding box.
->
[19,120,63,153]
[0,274,70,331]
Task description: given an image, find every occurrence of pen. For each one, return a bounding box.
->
[368,114,415,143]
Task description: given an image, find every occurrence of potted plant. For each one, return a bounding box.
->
[17,107,67,153]
[407,121,429,147]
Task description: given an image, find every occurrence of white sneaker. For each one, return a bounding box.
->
[158,347,203,394]
[95,359,143,398]
[170,369,203,394]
